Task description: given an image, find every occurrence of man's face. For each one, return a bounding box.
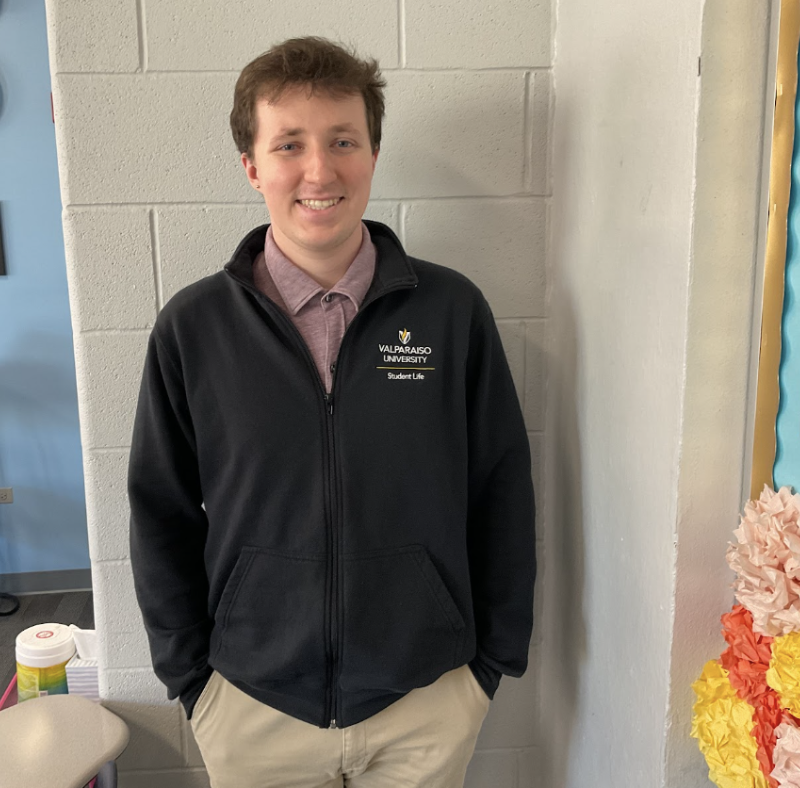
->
[242,88,379,260]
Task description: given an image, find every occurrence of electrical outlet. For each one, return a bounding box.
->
[0,488,13,504]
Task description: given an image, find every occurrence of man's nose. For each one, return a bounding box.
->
[304,147,336,184]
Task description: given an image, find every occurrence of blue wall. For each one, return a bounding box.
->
[775,41,800,494]
[0,0,90,577]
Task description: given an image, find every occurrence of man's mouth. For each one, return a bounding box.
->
[297,197,344,211]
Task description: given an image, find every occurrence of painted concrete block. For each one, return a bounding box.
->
[528,71,553,196]
[146,3,398,71]
[93,561,142,635]
[118,770,210,788]
[529,432,544,532]
[464,750,517,788]
[405,0,551,68]
[404,199,546,318]
[85,450,131,562]
[497,320,526,406]
[103,668,174,706]
[532,541,545,647]
[157,206,268,306]
[103,701,183,771]
[104,628,153,671]
[362,202,401,238]
[73,331,148,450]
[64,208,156,331]
[44,0,139,73]
[477,645,540,750]
[524,320,546,430]
[54,74,251,205]
[517,747,543,788]
[375,72,527,199]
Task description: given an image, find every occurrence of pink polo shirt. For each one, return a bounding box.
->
[252,223,376,392]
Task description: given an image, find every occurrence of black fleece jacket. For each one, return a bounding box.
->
[128,220,536,729]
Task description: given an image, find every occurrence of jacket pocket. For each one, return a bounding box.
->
[211,547,327,688]
[339,544,466,693]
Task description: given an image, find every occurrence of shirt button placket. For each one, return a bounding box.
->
[329,297,346,393]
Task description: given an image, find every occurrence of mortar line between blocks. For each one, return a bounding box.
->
[546,70,554,197]
[57,67,553,76]
[151,208,163,312]
[135,0,148,72]
[521,318,529,417]
[523,72,532,193]
[398,0,407,67]
[399,202,407,247]
[69,196,549,209]
[80,328,151,335]
[106,666,155,673]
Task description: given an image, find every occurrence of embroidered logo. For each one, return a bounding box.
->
[377,328,435,381]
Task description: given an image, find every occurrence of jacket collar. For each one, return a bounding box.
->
[224,220,418,304]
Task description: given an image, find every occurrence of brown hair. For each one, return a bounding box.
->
[231,37,386,159]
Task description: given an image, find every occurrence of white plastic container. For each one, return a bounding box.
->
[15,623,76,702]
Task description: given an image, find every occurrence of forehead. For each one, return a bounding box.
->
[254,88,369,139]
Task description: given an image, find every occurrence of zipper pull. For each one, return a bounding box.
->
[329,718,337,729]
[324,394,334,416]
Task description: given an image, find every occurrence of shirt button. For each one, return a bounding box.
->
[330,364,336,374]
[324,294,333,303]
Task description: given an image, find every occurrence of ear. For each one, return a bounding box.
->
[241,152,261,191]
[372,147,379,172]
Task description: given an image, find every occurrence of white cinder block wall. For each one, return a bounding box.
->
[44,2,552,786]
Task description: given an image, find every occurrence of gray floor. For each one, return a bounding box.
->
[0,591,94,695]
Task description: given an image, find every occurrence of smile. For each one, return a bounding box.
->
[297,197,343,210]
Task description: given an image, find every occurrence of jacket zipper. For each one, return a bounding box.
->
[253,307,340,728]
[323,389,338,729]
[229,274,416,729]
[319,283,415,729]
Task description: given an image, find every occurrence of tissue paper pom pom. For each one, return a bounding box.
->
[771,722,800,787]
[691,660,770,788]
[727,486,800,637]
[752,691,797,788]
[767,632,800,718]
[720,605,774,704]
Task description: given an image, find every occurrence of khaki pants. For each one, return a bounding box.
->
[190,664,491,788]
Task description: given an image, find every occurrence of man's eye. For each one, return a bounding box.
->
[279,143,298,151]
[335,140,354,148]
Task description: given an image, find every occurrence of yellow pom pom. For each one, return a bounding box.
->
[767,630,800,716]
[691,660,769,788]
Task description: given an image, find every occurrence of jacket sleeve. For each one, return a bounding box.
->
[128,327,213,718]
[465,298,536,699]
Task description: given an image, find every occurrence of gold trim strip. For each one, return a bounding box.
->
[752,0,800,499]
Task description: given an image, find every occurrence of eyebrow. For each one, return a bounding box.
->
[270,123,361,142]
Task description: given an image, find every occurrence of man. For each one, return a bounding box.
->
[129,36,535,788]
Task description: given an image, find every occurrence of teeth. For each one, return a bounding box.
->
[299,198,341,210]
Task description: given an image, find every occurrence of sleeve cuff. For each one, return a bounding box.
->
[468,655,503,700]
[181,664,215,720]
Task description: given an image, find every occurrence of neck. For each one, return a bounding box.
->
[272,225,363,290]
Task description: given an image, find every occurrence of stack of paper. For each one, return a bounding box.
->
[66,625,99,702]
